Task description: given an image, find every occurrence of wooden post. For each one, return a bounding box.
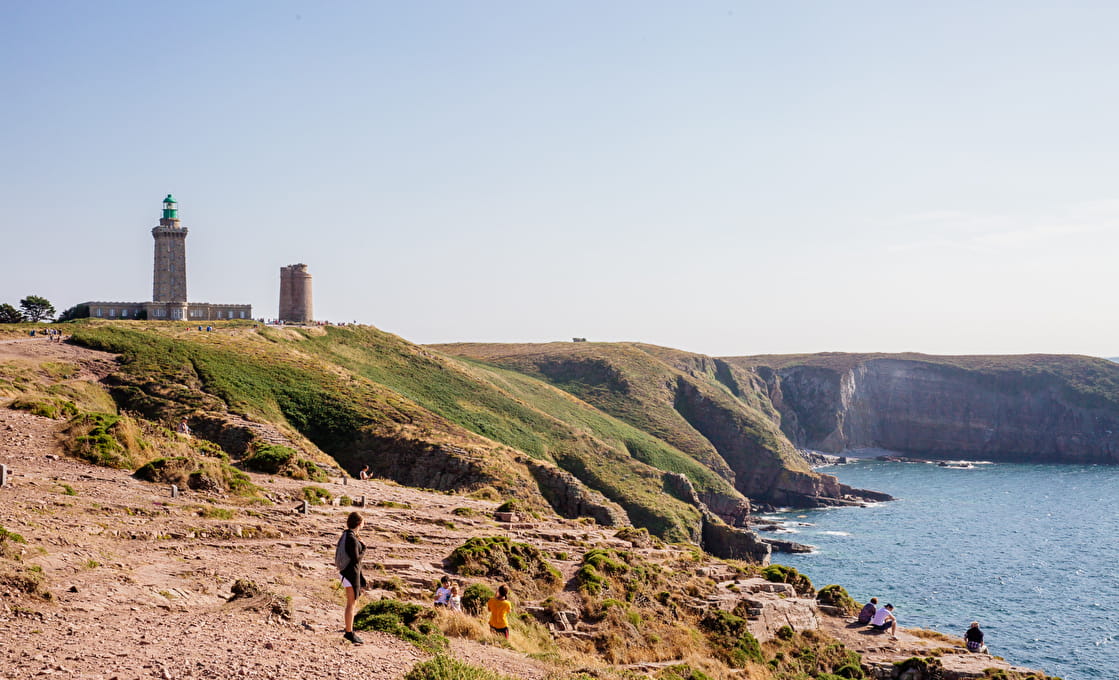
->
[0,464,8,488]
[300,500,309,514]
[170,484,179,498]
[358,495,365,507]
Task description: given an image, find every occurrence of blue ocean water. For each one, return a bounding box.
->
[770,460,1119,680]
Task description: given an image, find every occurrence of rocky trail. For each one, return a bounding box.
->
[0,337,1046,680]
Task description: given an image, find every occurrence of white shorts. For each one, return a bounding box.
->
[341,574,354,589]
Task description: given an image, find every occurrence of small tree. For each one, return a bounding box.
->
[0,304,22,323]
[57,304,90,322]
[19,296,55,323]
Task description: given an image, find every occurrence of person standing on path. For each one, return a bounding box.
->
[487,584,512,640]
[338,512,367,644]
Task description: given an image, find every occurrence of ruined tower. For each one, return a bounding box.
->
[151,194,188,320]
[278,264,313,323]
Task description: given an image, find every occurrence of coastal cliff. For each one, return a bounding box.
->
[731,353,1119,463]
[438,342,883,511]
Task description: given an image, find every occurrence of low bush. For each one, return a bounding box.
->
[460,583,494,615]
[447,536,561,596]
[656,665,713,680]
[353,599,446,652]
[135,456,261,497]
[0,526,26,559]
[302,486,332,504]
[699,610,763,667]
[242,443,294,474]
[761,564,815,597]
[403,655,516,680]
[0,563,50,600]
[9,396,78,419]
[765,628,866,679]
[243,443,329,482]
[817,584,860,615]
[64,412,137,468]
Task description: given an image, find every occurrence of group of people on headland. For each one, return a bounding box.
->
[30,328,64,342]
[856,597,898,639]
[856,597,987,653]
[334,511,514,645]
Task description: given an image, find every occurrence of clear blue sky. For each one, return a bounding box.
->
[3,1,1117,357]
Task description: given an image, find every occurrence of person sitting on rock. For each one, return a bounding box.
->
[857,597,878,625]
[965,621,988,653]
[433,575,452,607]
[359,465,370,480]
[869,603,897,639]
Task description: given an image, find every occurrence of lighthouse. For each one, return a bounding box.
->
[151,194,189,319]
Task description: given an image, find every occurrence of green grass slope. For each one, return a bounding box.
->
[434,342,834,507]
[65,322,715,542]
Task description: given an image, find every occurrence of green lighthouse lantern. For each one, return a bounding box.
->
[162,194,178,219]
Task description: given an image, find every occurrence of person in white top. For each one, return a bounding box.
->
[870,603,897,639]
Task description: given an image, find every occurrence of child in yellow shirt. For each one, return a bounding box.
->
[487,584,512,639]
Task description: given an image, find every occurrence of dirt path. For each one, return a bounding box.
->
[0,337,119,382]
[0,404,592,680]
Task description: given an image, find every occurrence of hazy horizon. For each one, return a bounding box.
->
[4,2,1118,358]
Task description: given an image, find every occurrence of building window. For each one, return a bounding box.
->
[122,309,129,317]
[240,311,246,319]
[95,308,102,317]
[109,308,116,317]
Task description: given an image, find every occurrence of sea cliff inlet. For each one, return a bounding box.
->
[772,460,1119,680]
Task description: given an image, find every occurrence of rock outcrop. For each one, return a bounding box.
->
[740,354,1119,464]
[665,473,771,562]
[526,459,631,527]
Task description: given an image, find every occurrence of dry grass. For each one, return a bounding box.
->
[911,627,965,645]
[434,608,490,641]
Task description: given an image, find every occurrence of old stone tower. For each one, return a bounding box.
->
[278,264,313,323]
[151,194,188,320]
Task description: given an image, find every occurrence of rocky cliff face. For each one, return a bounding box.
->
[749,357,1119,463]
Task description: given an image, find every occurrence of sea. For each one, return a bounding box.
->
[766,458,1119,680]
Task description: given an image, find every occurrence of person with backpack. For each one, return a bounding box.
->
[336,512,367,644]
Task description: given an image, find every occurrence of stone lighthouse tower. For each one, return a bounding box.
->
[278,264,313,323]
[151,194,188,320]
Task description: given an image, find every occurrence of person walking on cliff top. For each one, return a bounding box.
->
[487,584,513,640]
[857,597,878,625]
[336,511,367,644]
[869,603,897,639]
[965,621,988,653]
